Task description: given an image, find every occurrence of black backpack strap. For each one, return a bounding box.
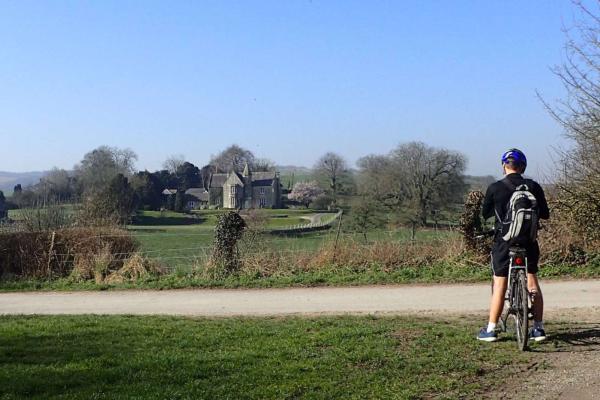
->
[501,178,516,192]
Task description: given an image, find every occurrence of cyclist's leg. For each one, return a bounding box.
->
[528,272,543,322]
[489,240,509,325]
[489,276,508,324]
[526,241,543,322]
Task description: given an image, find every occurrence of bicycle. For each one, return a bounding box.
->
[497,246,532,350]
[476,231,532,351]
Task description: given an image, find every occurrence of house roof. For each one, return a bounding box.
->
[208,170,278,188]
[252,179,274,187]
[162,189,177,195]
[185,188,209,202]
[209,174,229,188]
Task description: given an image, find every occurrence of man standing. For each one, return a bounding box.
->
[477,149,550,342]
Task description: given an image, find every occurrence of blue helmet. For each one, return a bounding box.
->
[501,148,527,168]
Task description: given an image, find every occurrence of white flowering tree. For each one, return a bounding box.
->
[288,181,324,208]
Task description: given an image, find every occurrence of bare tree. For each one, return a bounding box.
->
[210,145,255,173]
[538,1,600,242]
[252,158,276,172]
[358,142,466,226]
[74,146,138,195]
[163,154,185,174]
[313,152,348,205]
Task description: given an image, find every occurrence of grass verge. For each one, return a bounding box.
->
[0,315,532,399]
[1,261,599,291]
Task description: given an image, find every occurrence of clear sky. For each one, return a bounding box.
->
[0,0,583,178]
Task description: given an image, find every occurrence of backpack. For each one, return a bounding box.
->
[499,179,539,245]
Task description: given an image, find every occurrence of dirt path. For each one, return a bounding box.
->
[489,308,600,400]
[1,280,598,316]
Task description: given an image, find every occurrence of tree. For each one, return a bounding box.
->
[12,184,23,206]
[78,174,135,225]
[200,165,217,190]
[313,152,348,205]
[539,2,600,243]
[175,162,201,190]
[36,168,75,204]
[358,142,467,225]
[252,158,276,172]
[0,190,6,218]
[347,198,385,242]
[153,170,178,191]
[131,171,163,210]
[174,190,185,212]
[74,146,137,195]
[288,181,325,208]
[163,154,185,174]
[210,145,256,173]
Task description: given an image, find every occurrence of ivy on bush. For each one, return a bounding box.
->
[210,212,246,276]
[459,191,491,254]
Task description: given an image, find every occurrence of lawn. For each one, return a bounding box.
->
[0,315,532,399]
[128,210,329,270]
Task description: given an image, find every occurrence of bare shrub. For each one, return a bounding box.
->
[20,204,73,232]
[539,2,600,249]
[104,254,165,284]
[233,236,466,279]
[0,227,138,279]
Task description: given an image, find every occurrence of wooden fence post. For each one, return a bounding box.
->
[47,231,56,278]
[332,211,344,263]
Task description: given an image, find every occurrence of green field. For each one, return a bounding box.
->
[127,210,459,272]
[0,314,535,399]
[129,210,334,270]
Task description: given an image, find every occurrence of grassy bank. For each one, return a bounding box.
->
[0,315,532,399]
[1,260,599,292]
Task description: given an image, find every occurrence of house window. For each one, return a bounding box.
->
[259,197,267,207]
[259,187,266,195]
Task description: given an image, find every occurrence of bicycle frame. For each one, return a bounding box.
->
[506,248,528,305]
[499,246,531,350]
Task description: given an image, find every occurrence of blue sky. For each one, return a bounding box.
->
[0,1,583,177]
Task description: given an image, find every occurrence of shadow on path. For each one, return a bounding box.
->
[530,323,600,353]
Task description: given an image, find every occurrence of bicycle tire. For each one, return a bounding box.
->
[515,270,529,351]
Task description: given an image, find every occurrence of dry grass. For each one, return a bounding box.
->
[228,236,467,279]
[0,227,138,279]
[104,254,166,284]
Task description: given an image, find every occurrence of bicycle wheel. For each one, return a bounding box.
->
[514,270,529,351]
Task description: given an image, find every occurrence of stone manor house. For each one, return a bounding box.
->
[183,163,283,210]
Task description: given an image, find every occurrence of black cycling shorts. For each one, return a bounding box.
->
[490,239,540,277]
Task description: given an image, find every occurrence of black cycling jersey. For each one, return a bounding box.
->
[482,173,550,228]
[483,173,550,277]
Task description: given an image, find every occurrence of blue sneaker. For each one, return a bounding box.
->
[529,328,547,342]
[477,327,498,342]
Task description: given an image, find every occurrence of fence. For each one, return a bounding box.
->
[0,218,460,281]
[269,210,343,234]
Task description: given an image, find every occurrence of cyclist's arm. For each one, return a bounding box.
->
[481,184,495,220]
[536,184,550,220]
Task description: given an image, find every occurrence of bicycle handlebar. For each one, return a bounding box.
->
[474,229,495,240]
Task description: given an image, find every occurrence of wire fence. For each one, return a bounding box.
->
[1,216,461,278]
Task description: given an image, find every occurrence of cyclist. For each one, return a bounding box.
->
[477,148,550,342]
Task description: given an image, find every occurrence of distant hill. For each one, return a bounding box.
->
[0,171,47,193]
[276,165,312,175]
[464,175,497,191]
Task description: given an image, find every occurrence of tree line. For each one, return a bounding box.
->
[2,141,469,229]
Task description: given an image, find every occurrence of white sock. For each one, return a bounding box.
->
[534,321,544,330]
[487,322,497,333]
